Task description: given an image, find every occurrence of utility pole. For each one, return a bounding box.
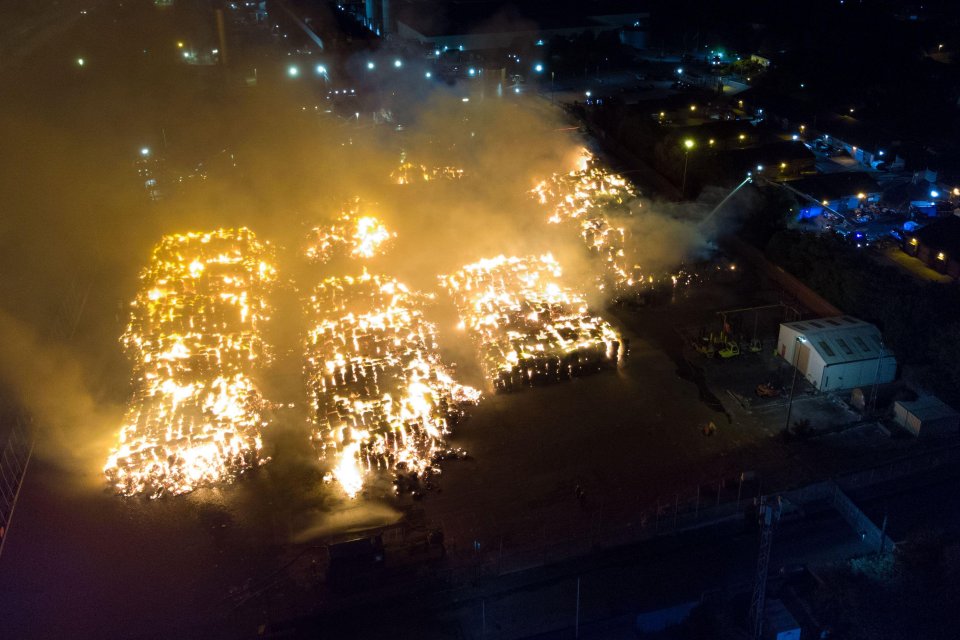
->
[783,337,803,433]
[749,496,782,640]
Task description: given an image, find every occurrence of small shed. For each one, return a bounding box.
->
[764,599,801,640]
[894,396,960,437]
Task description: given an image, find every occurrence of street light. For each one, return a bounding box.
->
[287,65,299,77]
[394,59,402,68]
[367,61,375,70]
[681,139,695,197]
[784,336,805,433]
[315,64,327,75]
[534,63,543,73]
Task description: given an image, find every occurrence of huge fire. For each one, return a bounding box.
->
[442,254,621,392]
[306,199,396,263]
[305,271,480,497]
[103,228,277,498]
[532,149,644,292]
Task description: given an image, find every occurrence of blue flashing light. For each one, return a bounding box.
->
[931,190,940,198]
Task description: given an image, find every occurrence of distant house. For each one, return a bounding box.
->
[903,215,960,277]
[778,317,896,391]
[785,172,882,219]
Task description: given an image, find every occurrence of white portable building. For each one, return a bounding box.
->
[777,317,896,391]
[894,396,960,437]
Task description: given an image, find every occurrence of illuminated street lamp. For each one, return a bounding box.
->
[931,190,940,198]
[784,336,805,433]
[367,61,375,70]
[681,139,695,197]
[534,63,544,73]
[394,59,402,68]
[287,65,299,77]
[857,192,866,200]
[140,147,150,157]
[315,64,327,76]
[77,57,85,67]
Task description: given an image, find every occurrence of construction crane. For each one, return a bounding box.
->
[748,495,782,640]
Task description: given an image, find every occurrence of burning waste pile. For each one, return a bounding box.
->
[304,271,480,498]
[442,254,621,393]
[305,198,396,263]
[533,149,709,300]
[532,149,642,293]
[391,154,465,185]
[103,228,278,498]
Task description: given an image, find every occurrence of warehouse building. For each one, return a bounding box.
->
[777,317,896,391]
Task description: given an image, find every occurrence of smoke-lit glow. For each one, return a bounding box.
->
[103,228,277,498]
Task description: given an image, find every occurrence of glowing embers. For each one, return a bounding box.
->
[391,161,465,185]
[306,199,396,263]
[442,255,621,393]
[305,272,479,498]
[104,228,277,498]
[532,149,643,292]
